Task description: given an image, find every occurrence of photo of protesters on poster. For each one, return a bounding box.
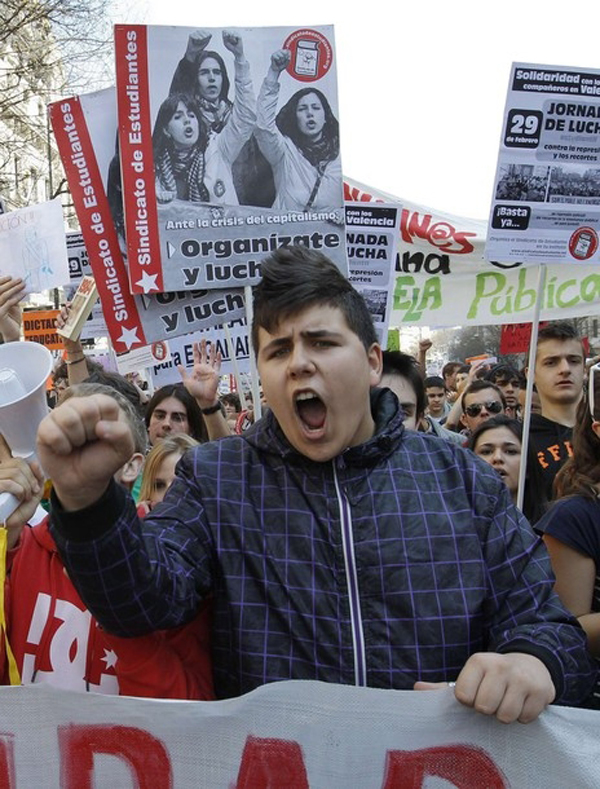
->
[255,49,341,213]
[115,24,346,294]
[49,88,246,353]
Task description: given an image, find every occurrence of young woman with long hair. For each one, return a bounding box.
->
[256,49,342,212]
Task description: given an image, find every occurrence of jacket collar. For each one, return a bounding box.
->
[244,387,404,467]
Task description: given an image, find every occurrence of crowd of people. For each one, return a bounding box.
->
[0,248,599,724]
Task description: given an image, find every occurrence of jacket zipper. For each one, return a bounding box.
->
[333,463,366,686]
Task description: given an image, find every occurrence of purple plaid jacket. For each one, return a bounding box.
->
[51,389,597,702]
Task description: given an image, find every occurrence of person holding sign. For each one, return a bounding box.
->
[256,49,342,212]
[167,29,257,206]
[37,247,596,722]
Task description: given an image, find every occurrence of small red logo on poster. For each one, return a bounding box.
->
[283,29,333,82]
[151,342,167,361]
[568,226,598,260]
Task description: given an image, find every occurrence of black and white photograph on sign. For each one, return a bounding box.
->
[74,88,246,341]
[548,166,600,204]
[495,164,549,202]
[116,24,346,293]
[361,289,388,322]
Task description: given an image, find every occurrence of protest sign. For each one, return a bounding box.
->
[0,200,69,293]
[114,24,346,294]
[22,309,62,349]
[486,62,600,265]
[0,681,597,787]
[115,340,171,375]
[49,91,246,353]
[346,202,399,347]
[149,320,251,388]
[344,177,600,327]
[65,232,108,340]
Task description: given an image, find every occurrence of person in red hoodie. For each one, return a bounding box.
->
[1,382,214,700]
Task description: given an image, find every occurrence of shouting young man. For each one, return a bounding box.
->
[37,248,595,722]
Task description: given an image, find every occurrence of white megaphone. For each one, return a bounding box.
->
[0,341,53,522]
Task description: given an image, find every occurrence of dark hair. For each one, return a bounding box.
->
[145,384,208,443]
[152,93,205,153]
[467,415,547,524]
[554,395,600,500]
[381,351,426,418]
[486,364,520,384]
[461,379,506,412]
[85,369,144,419]
[62,383,147,455]
[52,356,103,387]
[537,321,585,357]
[195,50,231,103]
[252,247,377,353]
[276,88,339,160]
[424,376,445,390]
[220,392,241,412]
[457,364,471,375]
[442,362,462,380]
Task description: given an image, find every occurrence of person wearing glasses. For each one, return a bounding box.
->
[459,380,506,440]
[536,362,600,707]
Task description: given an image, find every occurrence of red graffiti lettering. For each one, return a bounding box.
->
[382,744,507,788]
[400,210,477,254]
[58,724,172,789]
[236,736,309,789]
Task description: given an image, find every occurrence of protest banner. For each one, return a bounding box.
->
[486,62,600,265]
[0,681,597,787]
[49,91,246,353]
[149,319,251,388]
[344,178,600,327]
[115,340,171,375]
[147,208,400,388]
[346,202,400,347]
[0,200,69,293]
[114,24,346,294]
[22,309,62,350]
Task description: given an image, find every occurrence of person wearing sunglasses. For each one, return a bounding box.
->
[459,380,506,439]
[536,362,600,707]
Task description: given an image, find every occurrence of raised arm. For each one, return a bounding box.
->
[255,49,291,166]
[0,276,25,343]
[178,339,231,439]
[37,394,134,511]
[217,30,257,163]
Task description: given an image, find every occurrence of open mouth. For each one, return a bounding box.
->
[295,391,326,432]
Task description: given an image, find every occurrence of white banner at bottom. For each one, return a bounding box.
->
[0,681,597,787]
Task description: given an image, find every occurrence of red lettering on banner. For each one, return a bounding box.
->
[343,182,379,203]
[382,744,507,788]
[236,736,309,788]
[0,735,16,789]
[400,210,477,254]
[58,724,172,788]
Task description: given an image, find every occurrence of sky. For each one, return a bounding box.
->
[109,0,600,221]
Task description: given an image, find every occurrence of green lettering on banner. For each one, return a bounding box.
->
[467,273,506,319]
[392,276,441,321]
[514,269,537,313]
[580,273,600,302]
[554,278,579,309]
